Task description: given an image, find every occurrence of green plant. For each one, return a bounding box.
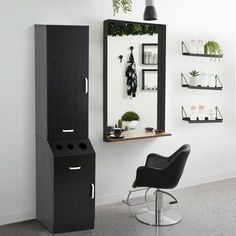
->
[204,41,222,55]
[118,119,122,128]
[121,111,140,121]
[189,70,200,77]
[112,0,132,16]
[108,22,158,36]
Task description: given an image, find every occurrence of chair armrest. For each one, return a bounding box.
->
[134,166,163,188]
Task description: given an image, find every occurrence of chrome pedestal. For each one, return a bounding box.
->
[123,188,182,227]
[136,208,182,226]
[136,190,182,226]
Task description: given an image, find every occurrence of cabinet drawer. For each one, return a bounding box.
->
[55,157,95,176]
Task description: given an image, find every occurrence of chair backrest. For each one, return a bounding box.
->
[164,144,191,188]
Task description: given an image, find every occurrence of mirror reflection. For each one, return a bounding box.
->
[104,20,165,141]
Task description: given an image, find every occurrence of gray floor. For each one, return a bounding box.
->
[1,178,236,236]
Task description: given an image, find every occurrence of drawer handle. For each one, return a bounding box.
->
[85,77,88,94]
[69,166,81,170]
[62,129,74,133]
[91,183,95,199]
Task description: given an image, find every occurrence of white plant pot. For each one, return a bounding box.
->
[189,76,198,87]
[125,120,139,130]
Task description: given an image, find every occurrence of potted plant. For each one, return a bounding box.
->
[112,0,132,16]
[121,111,140,130]
[204,41,222,56]
[189,70,200,87]
[115,119,123,129]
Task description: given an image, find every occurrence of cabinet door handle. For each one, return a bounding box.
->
[69,166,81,170]
[91,183,95,199]
[85,77,88,94]
[62,129,74,133]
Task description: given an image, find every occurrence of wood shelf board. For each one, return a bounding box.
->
[142,63,158,65]
[182,52,223,58]
[106,131,171,142]
[182,85,222,90]
[182,118,223,123]
[142,89,158,91]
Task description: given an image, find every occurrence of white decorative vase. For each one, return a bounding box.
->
[208,73,215,87]
[126,120,139,130]
[200,73,208,87]
[189,76,198,86]
[190,39,197,54]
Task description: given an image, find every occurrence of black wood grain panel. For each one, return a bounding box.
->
[36,136,54,233]
[54,172,95,233]
[47,26,89,139]
[35,25,47,138]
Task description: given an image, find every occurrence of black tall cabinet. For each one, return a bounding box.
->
[35,25,95,234]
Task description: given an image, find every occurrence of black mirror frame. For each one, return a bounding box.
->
[103,19,166,142]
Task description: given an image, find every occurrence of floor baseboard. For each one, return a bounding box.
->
[96,170,236,206]
[0,210,35,226]
[178,170,236,189]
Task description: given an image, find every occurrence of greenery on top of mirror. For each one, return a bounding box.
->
[108,22,158,36]
[112,0,132,16]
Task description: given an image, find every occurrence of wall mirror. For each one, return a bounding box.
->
[103,20,168,142]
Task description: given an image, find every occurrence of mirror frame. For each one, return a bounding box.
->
[103,19,166,142]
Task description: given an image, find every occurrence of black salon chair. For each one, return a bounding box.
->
[132,144,191,226]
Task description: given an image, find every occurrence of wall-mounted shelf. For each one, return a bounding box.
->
[142,69,158,90]
[181,106,223,123]
[181,73,223,90]
[142,43,158,65]
[107,130,171,142]
[181,41,223,59]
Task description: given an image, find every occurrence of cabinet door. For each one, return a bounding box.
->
[54,171,95,233]
[47,26,89,139]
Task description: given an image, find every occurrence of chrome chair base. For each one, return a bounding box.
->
[136,208,182,226]
[123,189,183,227]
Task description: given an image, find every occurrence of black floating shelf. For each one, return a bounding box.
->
[181,106,223,124]
[181,41,223,59]
[182,117,223,123]
[182,52,223,58]
[182,85,222,90]
[181,73,223,90]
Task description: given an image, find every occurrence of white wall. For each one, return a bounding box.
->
[0,0,236,225]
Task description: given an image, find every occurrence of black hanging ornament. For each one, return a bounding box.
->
[125,47,138,97]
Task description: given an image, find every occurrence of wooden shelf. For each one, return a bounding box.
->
[142,63,158,65]
[182,84,222,90]
[182,118,223,123]
[106,130,171,142]
[182,52,223,58]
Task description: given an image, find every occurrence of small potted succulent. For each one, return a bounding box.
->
[121,111,140,130]
[189,70,200,87]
